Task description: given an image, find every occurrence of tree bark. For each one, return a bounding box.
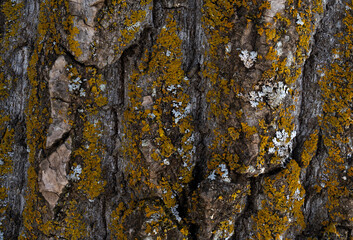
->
[1,0,353,239]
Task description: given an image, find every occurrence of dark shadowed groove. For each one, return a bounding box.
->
[101,196,108,240]
[291,32,320,168]
[152,0,164,30]
[184,1,208,238]
[44,130,71,158]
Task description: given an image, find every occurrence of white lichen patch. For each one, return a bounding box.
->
[208,164,231,183]
[127,21,141,31]
[99,84,106,91]
[267,82,288,107]
[239,50,257,68]
[171,204,181,222]
[248,82,288,108]
[286,51,294,67]
[296,14,304,26]
[68,164,82,181]
[264,0,286,21]
[275,41,283,56]
[225,42,232,54]
[163,159,170,165]
[219,164,231,182]
[68,76,85,96]
[213,219,234,240]
[243,165,265,175]
[79,88,86,97]
[208,171,216,181]
[172,103,192,124]
[167,85,177,93]
[293,188,303,201]
[272,129,297,157]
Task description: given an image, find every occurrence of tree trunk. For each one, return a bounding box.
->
[1,0,353,239]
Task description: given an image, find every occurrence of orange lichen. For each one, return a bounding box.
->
[116,9,145,53]
[0,115,14,234]
[74,120,106,199]
[110,202,128,240]
[64,62,107,201]
[323,222,340,238]
[62,0,82,57]
[21,6,51,235]
[301,130,319,168]
[67,17,83,57]
[148,14,195,187]
[122,13,194,191]
[1,0,24,50]
[110,199,182,239]
[252,160,305,239]
[0,9,24,213]
[61,200,87,239]
[213,220,234,239]
[86,67,108,110]
[0,117,13,176]
[317,0,353,223]
[103,0,152,56]
[143,202,177,238]
[113,13,194,237]
[19,166,42,239]
[20,0,90,237]
[202,0,243,174]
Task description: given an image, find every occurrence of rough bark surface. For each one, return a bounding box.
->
[1,0,353,239]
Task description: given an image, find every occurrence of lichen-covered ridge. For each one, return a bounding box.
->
[1,0,353,239]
